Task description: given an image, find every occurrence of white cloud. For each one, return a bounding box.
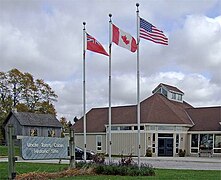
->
[0,0,221,122]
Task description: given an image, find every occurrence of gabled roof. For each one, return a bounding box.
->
[73,93,193,133]
[4,111,62,128]
[73,105,136,133]
[187,107,221,131]
[152,83,184,94]
[140,93,192,125]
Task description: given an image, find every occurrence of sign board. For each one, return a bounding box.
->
[21,136,68,160]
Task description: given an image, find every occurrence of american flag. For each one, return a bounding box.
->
[140,17,168,45]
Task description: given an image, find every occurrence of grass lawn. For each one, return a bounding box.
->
[0,145,20,157]
[57,169,221,180]
[0,162,221,180]
[0,162,68,179]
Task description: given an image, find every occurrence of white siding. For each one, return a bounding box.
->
[107,132,146,156]
[75,134,106,153]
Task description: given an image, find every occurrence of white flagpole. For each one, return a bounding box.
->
[136,3,141,168]
[83,22,87,161]
[108,14,112,163]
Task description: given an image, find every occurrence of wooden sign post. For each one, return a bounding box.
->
[7,124,16,180]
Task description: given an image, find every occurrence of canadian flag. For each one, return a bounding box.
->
[112,24,137,53]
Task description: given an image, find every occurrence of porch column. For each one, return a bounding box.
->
[173,133,176,157]
[155,133,158,156]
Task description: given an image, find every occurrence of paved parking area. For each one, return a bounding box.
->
[136,157,221,170]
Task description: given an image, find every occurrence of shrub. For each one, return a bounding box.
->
[146,147,152,157]
[92,153,105,164]
[80,152,155,176]
[178,149,186,157]
[76,161,89,168]
[93,163,155,176]
[119,153,134,166]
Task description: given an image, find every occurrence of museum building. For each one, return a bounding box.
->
[73,83,221,157]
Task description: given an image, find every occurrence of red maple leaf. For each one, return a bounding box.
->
[121,35,130,45]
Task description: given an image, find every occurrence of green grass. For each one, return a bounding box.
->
[0,146,20,156]
[57,169,221,180]
[0,162,220,180]
[0,162,68,179]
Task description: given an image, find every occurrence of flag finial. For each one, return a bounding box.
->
[83,22,86,30]
[136,3,139,12]
[109,14,112,23]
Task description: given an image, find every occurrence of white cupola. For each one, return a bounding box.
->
[152,83,184,103]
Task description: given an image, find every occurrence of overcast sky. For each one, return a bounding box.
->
[1,0,221,122]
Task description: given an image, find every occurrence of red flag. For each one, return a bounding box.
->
[112,24,137,53]
[86,33,109,56]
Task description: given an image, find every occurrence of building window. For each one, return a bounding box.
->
[191,134,198,153]
[172,93,176,99]
[149,125,156,130]
[152,133,155,153]
[111,126,118,131]
[214,134,221,153]
[177,94,182,101]
[162,88,168,97]
[48,128,55,137]
[96,135,102,151]
[199,134,213,150]
[158,126,174,131]
[134,126,144,130]
[176,134,179,153]
[191,134,221,154]
[120,126,132,130]
[191,134,198,147]
[30,128,38,136]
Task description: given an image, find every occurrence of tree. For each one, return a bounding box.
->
[73,116,79,123]
[0,68,58,143]
[60,117,69,137]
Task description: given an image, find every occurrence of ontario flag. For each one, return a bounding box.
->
[86,33,109,56]
[112,24,137,53]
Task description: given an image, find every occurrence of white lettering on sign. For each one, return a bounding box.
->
[53,143,64,148]
[41,143,52,148]
[22,137,68,160]
[34,149,50,154]
[27,143,39,148]
[50,149,59,153]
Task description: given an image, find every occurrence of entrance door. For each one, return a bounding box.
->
[158,138,173,156]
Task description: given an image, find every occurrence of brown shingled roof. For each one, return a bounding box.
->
[73,93,193,133]
[141,93,192,125]
[187,107,221,131]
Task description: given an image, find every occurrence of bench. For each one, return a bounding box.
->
[198,149,213,157]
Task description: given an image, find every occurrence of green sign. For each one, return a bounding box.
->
[21,136,68,160]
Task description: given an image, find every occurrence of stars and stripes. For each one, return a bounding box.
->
[139,17,168,45]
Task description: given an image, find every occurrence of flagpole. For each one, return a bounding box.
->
[108,13,112,164]
[83,22,87,161]
[136,3,141,168]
